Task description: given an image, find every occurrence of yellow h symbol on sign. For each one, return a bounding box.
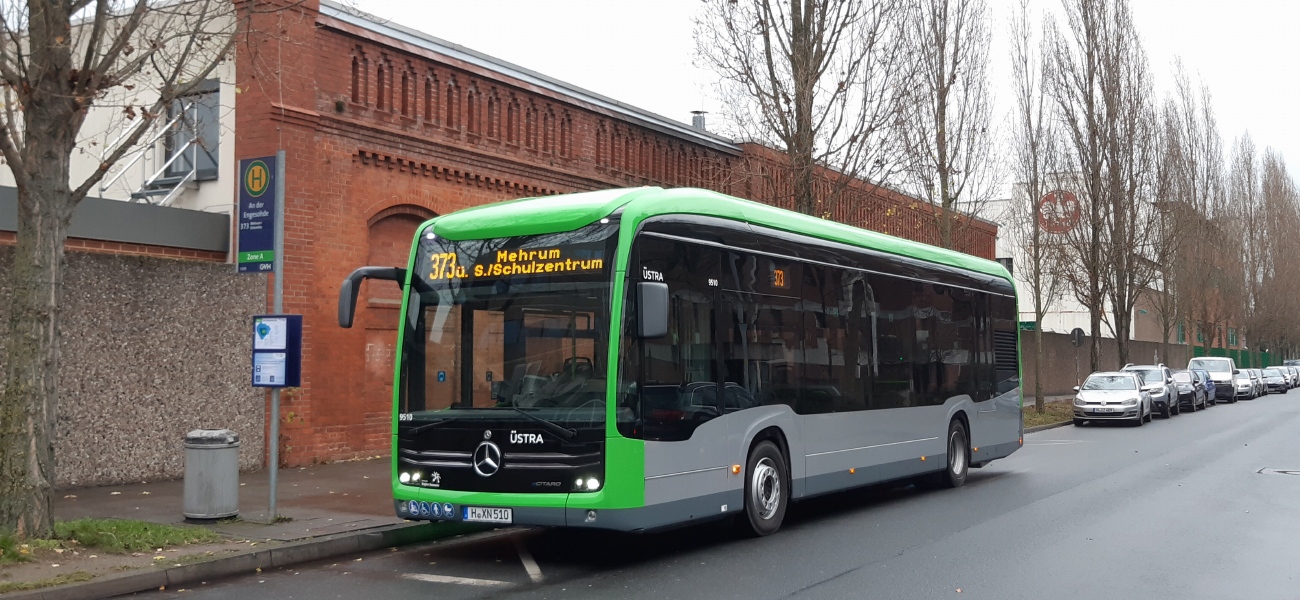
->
[245,160,270,197]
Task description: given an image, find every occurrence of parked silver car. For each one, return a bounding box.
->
[1248,369,1265,398]
[1122,364,1182,417]
[1072,372,1152,427]
[1232,370,1254,400]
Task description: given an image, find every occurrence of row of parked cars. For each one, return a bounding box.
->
[1071,357,1295,426]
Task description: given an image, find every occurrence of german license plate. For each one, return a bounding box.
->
[463,506,513,524]
[1094,407,1114,413]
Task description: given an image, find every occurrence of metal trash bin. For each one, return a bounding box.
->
[183,429,240,520]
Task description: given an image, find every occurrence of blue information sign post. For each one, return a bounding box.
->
[251,315,302,388]
[237,156,277,273]
[239,150,288,521]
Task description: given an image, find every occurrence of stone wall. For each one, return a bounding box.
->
[0,248,267,487]
[1020,330,1194,397]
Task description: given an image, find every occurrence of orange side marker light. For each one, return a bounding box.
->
[731,464,741,475]
[920,456,926,461]
[849,468,856,474]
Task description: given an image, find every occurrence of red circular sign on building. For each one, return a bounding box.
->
[1037,190,1081,234]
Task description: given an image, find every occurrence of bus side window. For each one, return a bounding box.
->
[621,236,720,442]
[870,273,914,409]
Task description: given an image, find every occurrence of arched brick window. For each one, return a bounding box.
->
[559,113,572,157]
[445,77,459,129]
[506,96,519,144]
[525,101,538,149]
[400,70,410,116]
[466,85,479,134]
[543,108,554,153]
[351,55,360,103]
[487,90,499,138]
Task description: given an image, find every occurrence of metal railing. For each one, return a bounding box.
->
[98,100,200,206]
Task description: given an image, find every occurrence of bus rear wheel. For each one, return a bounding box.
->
[741,440,787,537]
[938,419,970,488]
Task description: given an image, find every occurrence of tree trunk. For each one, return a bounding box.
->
[0,182,73,539]
[1034,320,1044,414]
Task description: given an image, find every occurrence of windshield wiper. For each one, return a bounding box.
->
[502,403,577,441]
[400,418,451,438]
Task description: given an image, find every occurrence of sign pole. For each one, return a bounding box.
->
[269,150,285,522]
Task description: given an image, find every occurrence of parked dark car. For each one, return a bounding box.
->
[1192,369,1218,404]
[1171,370,1206,416]
[1262,368,1287,394]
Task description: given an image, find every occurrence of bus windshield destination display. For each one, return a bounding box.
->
[427,245,605,282]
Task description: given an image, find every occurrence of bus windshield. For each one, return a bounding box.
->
[398,220,618,429]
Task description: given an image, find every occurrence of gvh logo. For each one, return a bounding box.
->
[510,430,544,444]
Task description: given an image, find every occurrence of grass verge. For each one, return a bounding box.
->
[1023,401,1074,428]
[54,518,223,554]
[0,571,95,594]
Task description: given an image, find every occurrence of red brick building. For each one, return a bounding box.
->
[237,0,998,465]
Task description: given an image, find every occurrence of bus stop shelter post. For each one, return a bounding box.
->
[269,149,285,523]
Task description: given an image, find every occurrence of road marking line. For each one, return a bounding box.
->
[402,573,514,587]
[514,538,545,583]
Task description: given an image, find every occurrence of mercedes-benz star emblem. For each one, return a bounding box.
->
[483,430,492,440]
[473,441,502,477]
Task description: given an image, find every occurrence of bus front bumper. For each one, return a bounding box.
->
[394,490,740,533]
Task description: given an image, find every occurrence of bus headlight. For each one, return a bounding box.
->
[585,478,600,491]
[399,472,411,484]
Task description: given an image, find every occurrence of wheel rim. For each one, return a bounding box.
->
[750,458,781,520]
[949,429,966,476]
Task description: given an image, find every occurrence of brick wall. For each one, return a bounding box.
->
[1020,331,1193,397]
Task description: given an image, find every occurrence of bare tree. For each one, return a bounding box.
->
[1042,0,1164,370]
[1149,101,1190,364]
[0,0,243,538]
[1099,28,1158,367]
[895,0,998,250]
[1255,150,1300,358]
[1161,64,1235,361]
[694,0,907,216]
[1228,133,1265,365]
[1007,0,1063,413]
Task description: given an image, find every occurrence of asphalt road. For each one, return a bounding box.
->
[136,391,1300,600]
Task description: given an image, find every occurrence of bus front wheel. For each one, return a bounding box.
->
[741,440,788,537]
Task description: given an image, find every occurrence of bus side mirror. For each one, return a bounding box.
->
[339,267,407,328]
[636,282,669,339]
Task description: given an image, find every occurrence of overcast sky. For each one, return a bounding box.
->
[354,0,1299,177]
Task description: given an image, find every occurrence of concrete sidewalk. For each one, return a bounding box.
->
[55,457,404,541]
[4,458,477,600]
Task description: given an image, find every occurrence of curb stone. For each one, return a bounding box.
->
[1024,420,1072,433]
[1,521,483,600]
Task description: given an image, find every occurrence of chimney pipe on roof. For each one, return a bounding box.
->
[690,110,708,131]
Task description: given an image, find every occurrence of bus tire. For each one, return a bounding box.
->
[741,440,787,537]
[936,419,970,489]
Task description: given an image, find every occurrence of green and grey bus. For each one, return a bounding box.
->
[338,187,1022,535]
